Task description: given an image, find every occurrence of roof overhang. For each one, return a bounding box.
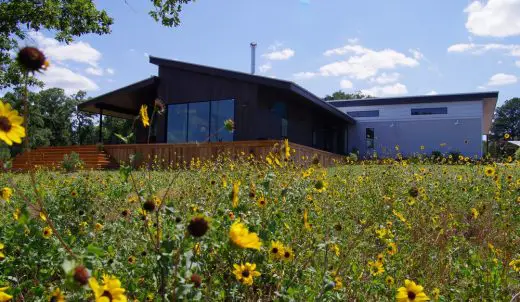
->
[508,141,520,147]
[78,77,159,119]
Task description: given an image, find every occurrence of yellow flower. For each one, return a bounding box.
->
[94,223,103,232]
[231,181,240,208]
[12,208,20,221]
[431,288,440,300]
[334,276,343,290]
[140,104,150,128]
[0,286,12,302]
[313,180,327,193]
[89,275,127,302]
[0,101,26,146]
[49,288,65,302]
[282,246,294,261]
[510,259,520,272]
[377,253,385,263]
[504,133,510,139]
[256,196,267,208]
[484,166,495,177]
[0,243,5,261]
[396,279,430,302]
[385,276,395,286]
[387,242,398,256]
[284,139,291,160]
[232,262,261,286]
[470,208,479,220]
[43,226,53,239]
[303,209,312,230]
[368,260,384,276]
[229,220,262,250]
[0,187,12,202]
[269,241,285,260]
[331,244,340,257]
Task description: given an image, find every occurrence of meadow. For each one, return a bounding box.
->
[0,153,519,301]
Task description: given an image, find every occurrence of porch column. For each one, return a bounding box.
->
[98,108,103,143]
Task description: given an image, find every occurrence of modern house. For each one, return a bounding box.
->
[330,92,498,157]
[11,56,499,170]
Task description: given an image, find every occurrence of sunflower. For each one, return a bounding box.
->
[387,242,398,256]
[0,187,12,202]
[282,246,294,261]
[484,166,495,177]
[43,226,53,239]
[284,138,291,160]
[0,101,25,146]
[89,275,127,302]
[94,223,103,232]
[0,286,12,302]
[231,181,240,208]
[385,276,395,286]
[229,220,262,250]
[232,262,261,286]
[17,47,49,72]
[470,208,479,220]
[224,119,235,132]
[396,279,430,302]
[187,216,209,237]
[269,241,285,259]
[376,253,385,263]
[0,243,5,261]
[368,260,384,276]
[510,259,520,272]
[49,288,65,302]
[256,197,267,208]
[333,275,343,290]
[504,133,510,139]
[431,288,440,300]
[140,105,150,128]
[313,180,327,193]
[406,196,416,206]
[128,256,136,265]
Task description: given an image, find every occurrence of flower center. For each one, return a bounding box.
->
[284,251,291,258]
[101,290,113,301]
[407,291,416,300]
[315,181,324,190]
[271,248,278,254]
[50,297,57,302]
[241,270,250,278]
[0,116,12,132]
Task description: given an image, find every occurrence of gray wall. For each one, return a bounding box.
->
[349,118,483,158]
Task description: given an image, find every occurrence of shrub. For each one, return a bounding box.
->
[347,152,358,162]
[515,147,520,160]
[61,152,84,172]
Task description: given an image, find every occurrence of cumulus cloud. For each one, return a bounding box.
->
[340,79,353,89]
[369,72,400,85]
[85,67,104,76]
[293,71,317,80]
[487,73,518,86]
[447,43,520,55]
[39,65,99,95]
[259,63,272,73]
[29,32,101,66]
[464,0,520,37]
[361,83,408,97]
[409,49,424,60]
[262,48,295,60]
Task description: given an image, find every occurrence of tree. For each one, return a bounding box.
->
[0,0,194,88]
[324,90,372,101]
[490,98,520,140]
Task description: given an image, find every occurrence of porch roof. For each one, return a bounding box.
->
[77,76,159,119]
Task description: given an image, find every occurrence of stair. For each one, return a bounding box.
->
[11,145,116,171]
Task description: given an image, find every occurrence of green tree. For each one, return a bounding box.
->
[0,0,194,88]
[324,90,371,101]
[490,98,520,140]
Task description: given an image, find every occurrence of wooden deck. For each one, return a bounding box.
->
[11,140,344,171]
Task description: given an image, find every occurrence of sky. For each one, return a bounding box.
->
[15,0,520,106]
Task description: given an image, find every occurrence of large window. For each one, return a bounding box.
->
[347,110,380,117]
[366,128,374,149]
[411,107,447,115]
[167,99,235,143]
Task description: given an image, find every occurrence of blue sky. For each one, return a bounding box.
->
[20,0,520,106]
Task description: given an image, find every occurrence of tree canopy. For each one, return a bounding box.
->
[323,90,371,101]
[490,97,520,140]
[0,0,194,88]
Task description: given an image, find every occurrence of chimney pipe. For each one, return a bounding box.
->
[250,42,257,74]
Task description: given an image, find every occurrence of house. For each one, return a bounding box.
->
[329,92,498,157]
[77,56,498,159]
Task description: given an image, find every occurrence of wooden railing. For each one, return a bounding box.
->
[103,140,344,168]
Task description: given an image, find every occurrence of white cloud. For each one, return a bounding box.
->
[106,68,115,75]
[39,65,98,95]
[340,79,353,89]
[293,71,317,80]
[262,48,295,60]
[487,73,518,86]
[464,0,520,37]
[447,42,520,55]
[29,31,101,66]
[259,62,272,73]
[409,48,424,60]
[426,90,438,95]
[319,46,418,79]
[361,83,408,97]
[369,72,400,85]
[85,67,104,76]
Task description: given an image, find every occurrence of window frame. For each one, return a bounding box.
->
[410,107,448,115]
[365,128,375,149]
[347,110,380,117]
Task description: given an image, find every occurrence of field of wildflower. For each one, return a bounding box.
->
[1,153,519,301]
